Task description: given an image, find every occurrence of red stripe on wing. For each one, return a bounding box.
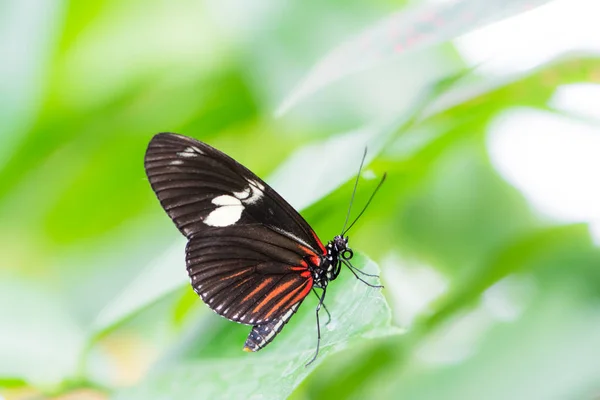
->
[241,277,275,303]
[298,244,323,267]
[263,278,312,320]
[287,277,313,310]
[251,279,297,314]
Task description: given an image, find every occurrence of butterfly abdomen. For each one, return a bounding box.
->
[243,302,302,352]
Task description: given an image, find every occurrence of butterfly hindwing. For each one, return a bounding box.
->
[186,224,315,325]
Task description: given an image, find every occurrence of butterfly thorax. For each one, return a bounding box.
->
[311,235,352,289]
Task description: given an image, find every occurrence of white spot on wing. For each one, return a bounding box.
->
[245,180,264,204]
[250,180,265,191]
[170,159,184,165]
[177,146,204,158]
[212,195,241,207]
[231,180,265,205]
[233,187,251,200]
[204,195,244,227]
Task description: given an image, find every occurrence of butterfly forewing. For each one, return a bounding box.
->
[145,133,325,253]
[144,133,326,342]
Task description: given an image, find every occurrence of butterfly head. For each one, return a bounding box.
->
[333,235,353,261]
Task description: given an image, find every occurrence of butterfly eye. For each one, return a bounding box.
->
[342,249,353,260]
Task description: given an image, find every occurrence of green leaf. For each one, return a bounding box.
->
[113,255,396,400]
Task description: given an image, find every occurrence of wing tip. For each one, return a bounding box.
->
[149,132,186,145]
[148,132,214,155]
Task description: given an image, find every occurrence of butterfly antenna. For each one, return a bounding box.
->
[342,172,387,236]
[340,148,368,235]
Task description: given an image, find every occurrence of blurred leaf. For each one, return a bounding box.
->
[379,287,600,400]
[272,65,478,211]
[1,66,258,239]
[113,255,396,400]
[0,278,84,387]
[269,120,396,211]
[277,0,554,114]
[0,0,59,153]
[426,223,597,329]
[90,240,187,337]
[0,376,28,389]
[395,135,538,272]
[52,0,221,109]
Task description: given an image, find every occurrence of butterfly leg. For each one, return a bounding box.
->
[342,260,384,289]
[305,288,327,367]
[312,288,331,325]
[349,267,380,278]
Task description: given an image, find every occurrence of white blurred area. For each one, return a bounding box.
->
[487,107,600,221]
[455,0,600,75]
[455,0,600,244]
[414,274,535,366]
[380,255,535,366]
[381,253,448,328]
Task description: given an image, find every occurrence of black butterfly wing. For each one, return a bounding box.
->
[144,133,325,253]
[186,224,314,325]
[144,133,326,326]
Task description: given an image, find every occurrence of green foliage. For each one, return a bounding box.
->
[2,0,599,399]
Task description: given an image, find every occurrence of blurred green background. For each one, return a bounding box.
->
[2,0,600,399]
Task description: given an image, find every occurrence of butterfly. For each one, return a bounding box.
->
[144,132,384,365]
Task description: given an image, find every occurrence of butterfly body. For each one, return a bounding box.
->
[144,133,361,357]
[314,236,347,288]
